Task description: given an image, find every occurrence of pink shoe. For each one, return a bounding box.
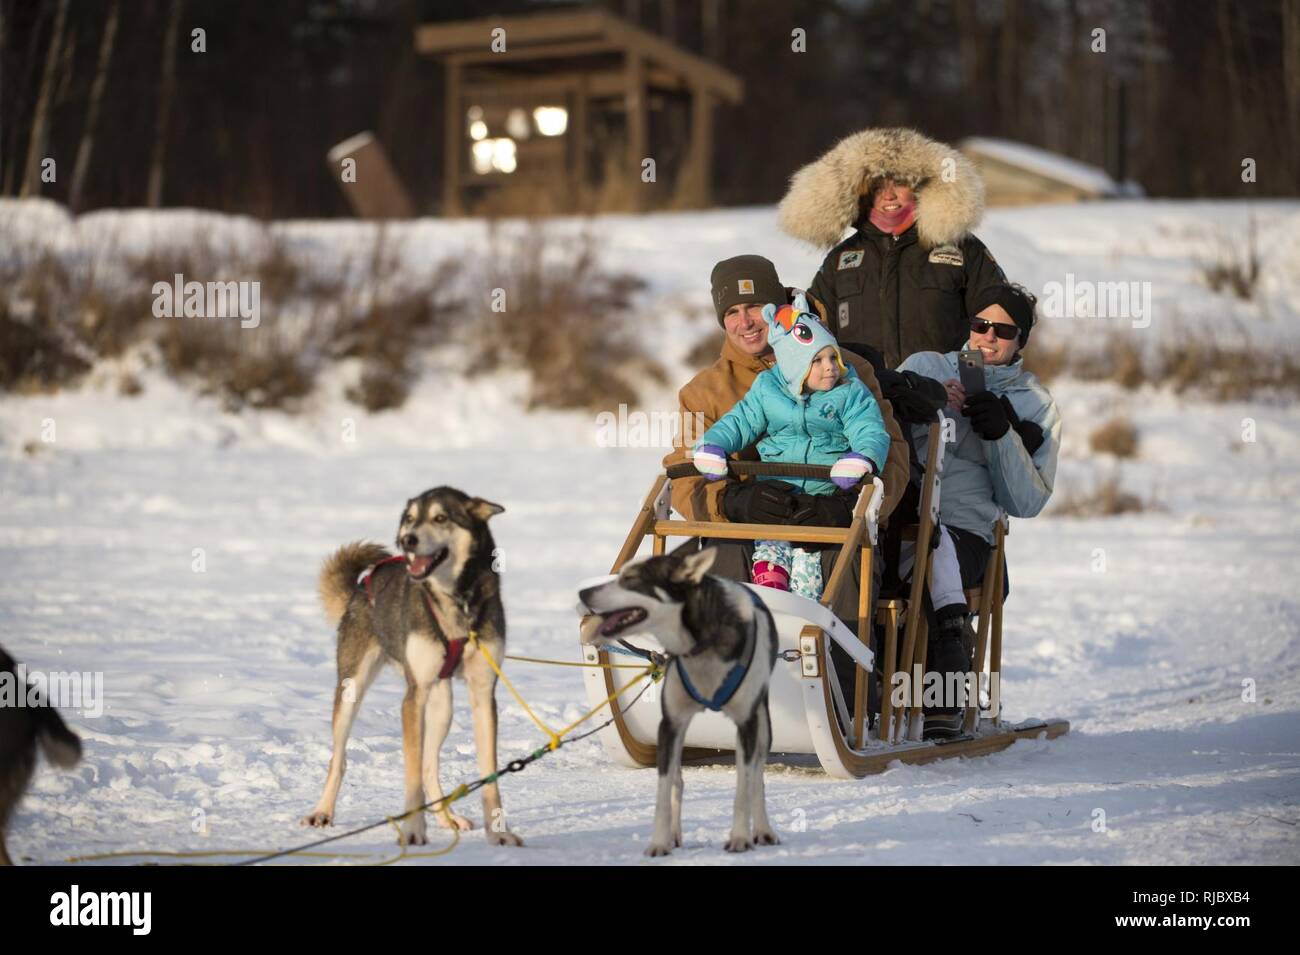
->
[752,561,790,591]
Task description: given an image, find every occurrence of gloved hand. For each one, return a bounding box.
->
[721,479,798,524]
[790,490,854,528]
[830,452,874,490]
[1000,395,1045,455]
[962,390,1010,440]
[692,444,729,480]
[876,368,947,424]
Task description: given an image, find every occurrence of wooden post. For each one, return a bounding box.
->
[989,521,1007,724]
[680,84,713,208]
[625,51,647,211]
[572,75,590,211]
[852,544,872,747]
[610,475,667,573]
[896,423,943,697]
[327,133,415,219]
[906,614,930,741]
[443,58,462,215]
[880,602,900,742]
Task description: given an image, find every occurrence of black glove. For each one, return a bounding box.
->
[999,395,1045,455]
[876,368,947,424]
[721,479,798,524]
[790,490,854,528]
[962,390,1010,440]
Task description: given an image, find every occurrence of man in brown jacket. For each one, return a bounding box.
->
[664,255,909,527]
[663,255,911,705]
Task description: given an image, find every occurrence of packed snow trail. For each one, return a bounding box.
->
[2,441,1297,865]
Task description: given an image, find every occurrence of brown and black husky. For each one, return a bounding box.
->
[302,486,522,847]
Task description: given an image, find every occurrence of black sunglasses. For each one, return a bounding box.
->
[970,318,1020,341]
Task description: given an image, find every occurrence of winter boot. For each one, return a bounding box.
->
[752,560,790,591]
[923,603,974,740]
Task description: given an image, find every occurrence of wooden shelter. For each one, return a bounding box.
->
[961,137,1137,207]
[415,9,743,215]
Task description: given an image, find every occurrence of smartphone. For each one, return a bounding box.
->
[958,348,986,396]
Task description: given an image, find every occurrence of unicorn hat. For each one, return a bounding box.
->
[761,293,847,398]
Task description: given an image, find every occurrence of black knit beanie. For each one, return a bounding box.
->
[973,283,1038,348]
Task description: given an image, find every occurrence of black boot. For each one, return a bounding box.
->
[923,604,974,740]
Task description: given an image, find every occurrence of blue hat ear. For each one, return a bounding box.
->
[791,290,810,314]
[761,303,786,341]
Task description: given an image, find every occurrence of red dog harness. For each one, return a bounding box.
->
[358,555,467,679]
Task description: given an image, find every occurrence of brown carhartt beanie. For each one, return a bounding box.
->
[709,255,785,325]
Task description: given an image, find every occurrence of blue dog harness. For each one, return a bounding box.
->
[675,587,761,712]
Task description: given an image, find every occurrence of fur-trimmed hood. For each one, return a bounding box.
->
[778,128,985,250]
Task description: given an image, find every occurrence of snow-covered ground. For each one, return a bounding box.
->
[2,198,1298,865]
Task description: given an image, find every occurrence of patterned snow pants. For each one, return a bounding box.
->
[752,539,824,600]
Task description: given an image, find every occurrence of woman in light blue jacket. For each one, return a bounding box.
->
[897,283,1060,735]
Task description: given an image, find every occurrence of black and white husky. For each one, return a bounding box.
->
[302,486,522,847]
[0,645,82,866]
[579,546,780,856]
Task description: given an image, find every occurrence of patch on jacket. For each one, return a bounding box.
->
[819,405,838,420]
[837,301,850,329]
[837,250,865,270]
[928,245,963,267]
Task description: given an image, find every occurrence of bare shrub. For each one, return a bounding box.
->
[220,342,314,411]
[345,365,410,413]
[248,231,302,305]
[330,230,454,364]
[2,214,469,412]
[159,320,312,411]
[1089,416,1139,457]
[1022,331,1298,402]
[1050,475,1148,517]
[1106,337,1147,390]
[0,298,92,393]
[1159,340,1300,401]
[2,250,146,361]
[12,252,73,319]
[1069,337,1145,389]
[1019,340,1067,384]
[471,225,656,411]
[331,230,461,412]
[1198,217,1260,301]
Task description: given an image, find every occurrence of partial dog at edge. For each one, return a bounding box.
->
[302,486,522,847]
[0,644,83,866]
[579,545,779,856]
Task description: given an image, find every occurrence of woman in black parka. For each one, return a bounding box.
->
[780,127,1007,371]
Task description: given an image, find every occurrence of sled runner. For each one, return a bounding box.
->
[576,421,1068,779]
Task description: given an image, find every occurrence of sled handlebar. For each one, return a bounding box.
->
[666,461,835,481]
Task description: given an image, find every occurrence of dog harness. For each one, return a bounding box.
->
[674,587,761,712]
[358,556,466,679]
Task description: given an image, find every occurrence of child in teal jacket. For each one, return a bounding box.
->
[693,297,890,598]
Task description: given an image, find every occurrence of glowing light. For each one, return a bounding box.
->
[506,108,530,140]
[469,120,488,141]
[472,138,517,175]
[533,106,568,137]
[471,139,495,175]
[492,138,517,173]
